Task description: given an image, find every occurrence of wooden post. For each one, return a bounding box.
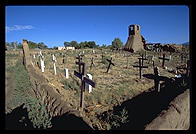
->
[154,66,160,92]
[22,39,31,68]
[90,57,95,69]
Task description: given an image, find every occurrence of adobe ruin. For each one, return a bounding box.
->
[124,24,146,52]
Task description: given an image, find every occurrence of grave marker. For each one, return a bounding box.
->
[138,54,147,66]
[74,61,95,110]
[133,58,148,79]
[52,54,57,75]
[106,57,115,73]
[85,74,93,93]
[159,54,170,68]
[90,57,95,69]
[176,60,190,77]
[64,68,69,79]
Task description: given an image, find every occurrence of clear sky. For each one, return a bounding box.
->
[5,5,189,48]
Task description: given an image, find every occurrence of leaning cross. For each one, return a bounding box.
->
[74,62,95,110]
[159,53,170,68]
[106,57,115,73]
[133,58,148,79]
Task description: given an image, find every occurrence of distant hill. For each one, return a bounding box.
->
[182,42,189,45]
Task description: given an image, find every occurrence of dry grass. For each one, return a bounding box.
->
[5,46,189,129]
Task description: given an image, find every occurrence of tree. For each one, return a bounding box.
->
[87,41,96,48]
[111,38,123,50]
[64,41,70,47]
[53,46,58,50]
[38,42,48,49]
[70,41,79,49]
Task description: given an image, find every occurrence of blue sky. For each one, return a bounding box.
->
[5,6,189,48]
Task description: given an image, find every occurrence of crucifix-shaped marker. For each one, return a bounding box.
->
[138,54,147,66]
[76,54,84,74]
[101,52,105,63]
[90,57,95,69]
[106,57,115,73]
[74,62,95,110]
[159,54,170,68]
[133,58,148,79]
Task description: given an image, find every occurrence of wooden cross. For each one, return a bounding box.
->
[101,52,105,63]
[106,57,115,73]
[74,62,95,110]
[133,58,148,79]
[138,54,147,66]
[76,54,84,74]
[90,57,95,69]
[159,53,170,68]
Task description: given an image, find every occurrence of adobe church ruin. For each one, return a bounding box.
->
[124,24,146,52]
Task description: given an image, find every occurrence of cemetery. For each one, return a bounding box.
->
[5,26,190,130]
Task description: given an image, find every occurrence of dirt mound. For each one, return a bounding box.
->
[145,89,190,130]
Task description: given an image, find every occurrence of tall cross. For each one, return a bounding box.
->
[106,57,115,73]
[159,54,170,68]
[133,58,148,79]
[74,62,95,110]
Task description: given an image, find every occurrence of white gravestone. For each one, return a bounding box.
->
[64,68,69,79]
[92,49,95,54]
[85,74,93,93]
[52,54,57,75]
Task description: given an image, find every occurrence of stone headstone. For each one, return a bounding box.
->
[22,39,31,68]
[64,68,69,79]
[85,74,92,93]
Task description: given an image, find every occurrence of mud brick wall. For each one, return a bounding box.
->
[145,89,190,130]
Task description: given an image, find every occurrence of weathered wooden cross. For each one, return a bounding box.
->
[133,58,148,79]
[159,53,170,68]
[76,54,84,74]
[74,61,95,110]
[101,51,105,63]
[106,57,115,73]
[90,57,95,69]
[138,54,147,66]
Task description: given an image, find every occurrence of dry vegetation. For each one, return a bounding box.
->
[5,44,189,129]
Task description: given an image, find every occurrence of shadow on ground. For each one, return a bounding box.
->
[5,104,92,130]
[108,74,190,130]
[5,104,34,130]
[50,113,92,130]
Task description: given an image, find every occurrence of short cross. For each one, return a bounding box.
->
[76,54,84,74]
[133,58,148,79]
[74,62,95,110]
[159,54,170,68]
[106,57,115,73]
[90,57,95,69]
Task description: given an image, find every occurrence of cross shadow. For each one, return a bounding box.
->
[106,74,189,130]
[5,104,34,130]
[50,112,92,130]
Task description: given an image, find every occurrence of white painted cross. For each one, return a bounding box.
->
[52,54,57,75]
[64,68,69,79]
[85,74,93,93]
[41,59,45,72]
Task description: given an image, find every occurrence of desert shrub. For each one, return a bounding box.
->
[6,59,52,129]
